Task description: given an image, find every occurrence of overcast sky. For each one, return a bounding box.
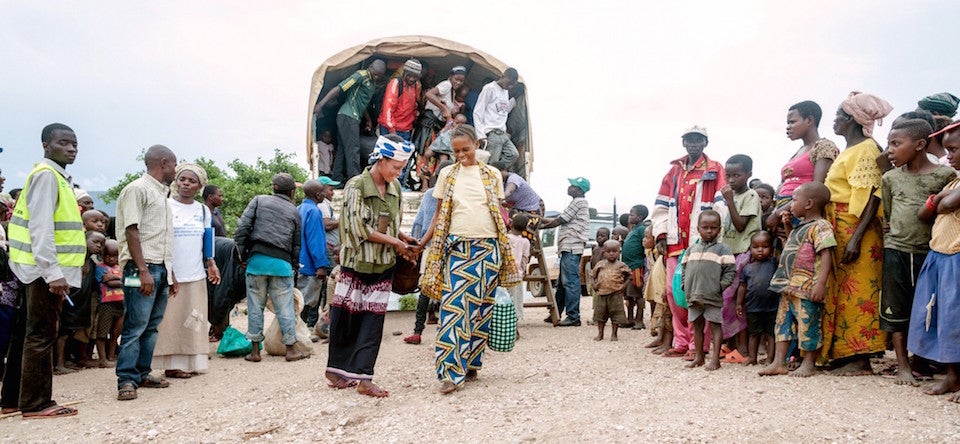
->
[1,0,956,214]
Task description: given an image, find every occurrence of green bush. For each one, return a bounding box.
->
[398,294,418,311]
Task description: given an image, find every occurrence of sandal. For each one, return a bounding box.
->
[22,405,78,418]
[165,370,193,379]
[117,383,138,401]
[139,375,170,389]
[723,349,748,364]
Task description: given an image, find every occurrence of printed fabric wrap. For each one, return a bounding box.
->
[420,161,521,300]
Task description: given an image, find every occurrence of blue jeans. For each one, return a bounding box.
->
[246,275,297,345]
[379,125,412,141]
[116,263,169,388]
[556,252,582,321]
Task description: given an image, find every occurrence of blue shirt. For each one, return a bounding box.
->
[246,252,294,277]
[411,188,438,240]
[298,198,330,276]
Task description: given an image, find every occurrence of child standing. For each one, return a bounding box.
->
[621,205,650,330]
[644,227,673,353]
[580,227,611,300]
[755,183,776,232]
[736,231,779,365]
[95,239,125,367]
[55,230,105,374]
[591,240,631,341]
[681,210,736,370]
[760,182,835,377]
[880,118,956,386]
[720,155,762,356]
[909,121,960,400]
[315,130,335,176]
[507,213,531,321]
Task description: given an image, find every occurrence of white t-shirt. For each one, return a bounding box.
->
[424,79,456,117]
[169,198,211,283]
[433,165,504,238]
[473,81,512,136]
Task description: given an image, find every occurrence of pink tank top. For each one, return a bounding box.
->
[778,151,814,198]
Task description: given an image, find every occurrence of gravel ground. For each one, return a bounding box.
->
[3,299,960,443]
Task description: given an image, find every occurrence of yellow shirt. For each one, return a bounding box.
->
[825,139,883,217]
[434,164,503,238]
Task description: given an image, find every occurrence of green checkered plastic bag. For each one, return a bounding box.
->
[489,287,517,352]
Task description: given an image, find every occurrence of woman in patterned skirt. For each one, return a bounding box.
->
[419,124,521,395]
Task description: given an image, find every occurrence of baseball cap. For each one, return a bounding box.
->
[272,173,297,192]
[930,120,960,139]
[681,125,708,139]
[318,176,341,187]
[567,177,591,193]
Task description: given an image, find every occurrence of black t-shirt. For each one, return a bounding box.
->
[741,258,779,313]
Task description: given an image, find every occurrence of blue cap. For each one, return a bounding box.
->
[318,176,340,186]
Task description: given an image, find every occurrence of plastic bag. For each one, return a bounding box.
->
[671,249,687,309]
[489,287,517,352]
[216,325,256,357]
[263,288,314,356]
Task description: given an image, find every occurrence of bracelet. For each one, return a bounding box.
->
[925,194,937,212]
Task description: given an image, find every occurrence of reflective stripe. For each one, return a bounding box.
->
[8,216,28,228]
[7,239,32,253]
[54,221,84,230]
[56,245,87,254]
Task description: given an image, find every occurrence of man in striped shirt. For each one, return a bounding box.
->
[541,177,591,326]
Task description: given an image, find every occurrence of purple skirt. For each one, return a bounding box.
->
[721,252,750,339]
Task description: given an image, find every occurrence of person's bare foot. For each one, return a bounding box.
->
[758,363,789,376]
[662,348,686,358]
[704,358,720,371]
[325,372,357,389]
[98,360,115,368]
[610,334,618,342]
[645,338,662,348]
[244,353,261,362]
[285,351,307,362]
[686,355,705,368]
[465,370,478,382]
[894,368,920,387]
[439,381,456,395]
[357,381,389,398]
[593,335,603,341]
[790,363,817,378]
[948,392,960,403]
[829,359,873,376]
[923,378,960,396]
[744,357,758,366]
[53,366,76,375]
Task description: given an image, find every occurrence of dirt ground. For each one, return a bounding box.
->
[3,299,960,443]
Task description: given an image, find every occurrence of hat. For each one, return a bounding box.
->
[918,93,960,118]
[272,173,297,192]
[567,177,591,193]
[403,59,422,76]
[451,65,467,75]
[682,125,708,140]
[930,120,960,139]
[318,176,340,187]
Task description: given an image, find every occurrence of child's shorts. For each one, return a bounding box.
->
[687,301,722,324]
[746,310,776,337]
[95,301,124,339]
[880,248,926,333]
[593,292,627,324]
[775,293,823,351]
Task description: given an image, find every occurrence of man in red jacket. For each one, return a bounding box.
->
[378,59,422,142]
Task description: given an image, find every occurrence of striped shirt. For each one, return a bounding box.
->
[338,168,402,274]
[116,173,174,283]
[681,240,736,307]
[557,197,589,254]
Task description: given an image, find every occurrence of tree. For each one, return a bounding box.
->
[103,149,309,235]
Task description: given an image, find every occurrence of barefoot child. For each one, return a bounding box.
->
[720,155,762,358]
[580,227,611,299]
[909,120,960,400]
[621,205,650,330]
[644,227,673,353]
[880,118,956,386]
[735,231,779,365]
[681,210,736,370]
[55,231,105,374]
[95,239,125,366]
[760,182,835,377]
[591,240,631,341]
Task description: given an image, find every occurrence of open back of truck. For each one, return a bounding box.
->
[305,35,533,180]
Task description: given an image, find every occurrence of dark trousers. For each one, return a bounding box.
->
[20,280,61,412]
[0,287,26,410]
[413,294,438,335]
[332,114,362,183]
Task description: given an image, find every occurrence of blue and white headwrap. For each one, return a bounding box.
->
[369,135,415,163]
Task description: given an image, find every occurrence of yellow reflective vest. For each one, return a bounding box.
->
[7,162,86,267]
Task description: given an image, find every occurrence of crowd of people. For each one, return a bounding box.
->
[2,87,960,417]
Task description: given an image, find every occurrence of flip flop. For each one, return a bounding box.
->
[165,370,193,379]
[23,405,78,419]
[1,407,19,414]
[723,349,748,364]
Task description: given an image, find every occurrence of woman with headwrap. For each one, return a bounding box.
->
[415,66,468,153]
[418,124,522,395]
[153,163,221,379]
[821,91,893,375]
[325,135,419,398]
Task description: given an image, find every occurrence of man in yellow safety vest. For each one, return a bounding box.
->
[2,123,84,418]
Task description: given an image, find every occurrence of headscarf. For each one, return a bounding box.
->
[369,135,414,163]
[171,162,208,195]
[451,65,467,75]
[918,92,960,118]
[841,91,893,137]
